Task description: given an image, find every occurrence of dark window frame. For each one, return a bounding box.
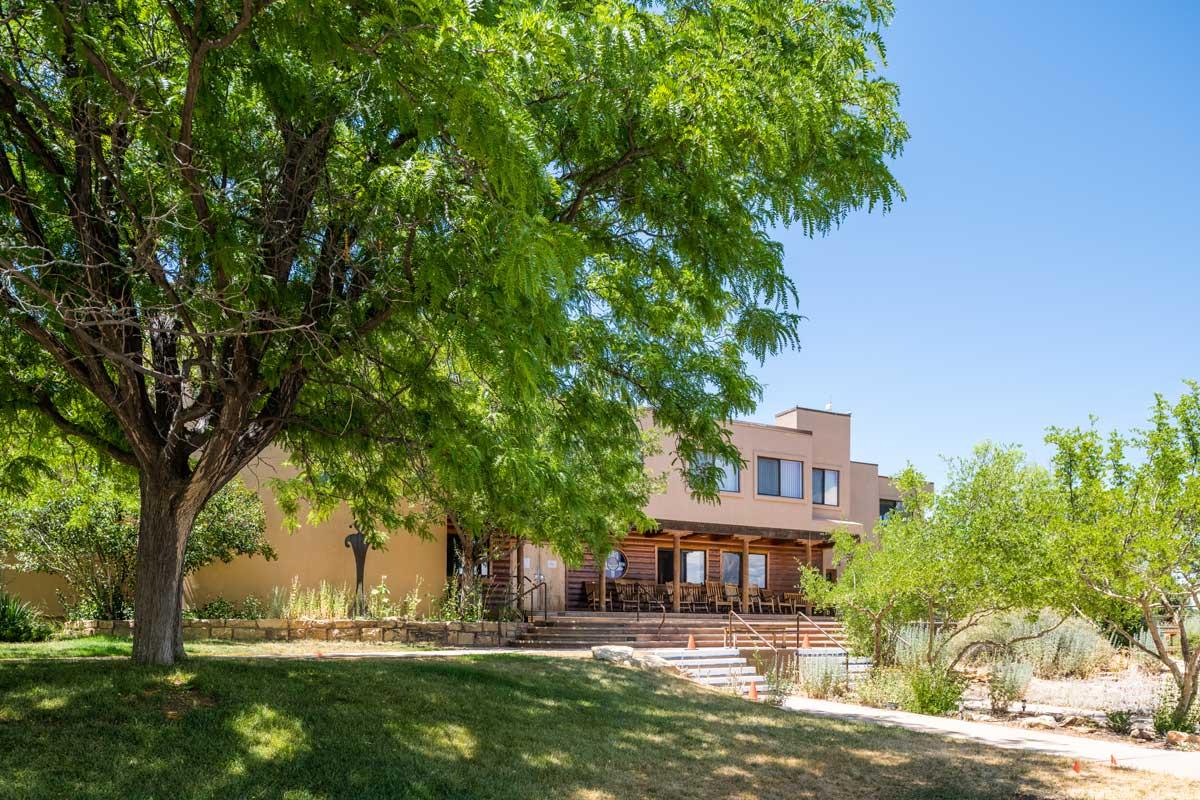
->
[812,467,840,506]
[756,456,803,499]
[720,551,768,588]
[655,548,707,584]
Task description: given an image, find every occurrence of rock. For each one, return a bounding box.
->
[1021,715,1059,730]
[1166,730,1190,746]
[629,653,676,672]
[592,645,635,663]
[1188,733,1200,745]
[965,712,993,722]
[1130,727,1155,741]
[1058,715,1092,728]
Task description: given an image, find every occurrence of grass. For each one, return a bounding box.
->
[1,655,1198,800]
[0,635,434,661]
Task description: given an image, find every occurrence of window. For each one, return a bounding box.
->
[446,534,490,577]
[603,550,628,580]
[656,549,706,584]
[695,453,740,493]
[879,499,901,518]
[812,468,840,506]
[757,457,803,498]
[721,552,767,587]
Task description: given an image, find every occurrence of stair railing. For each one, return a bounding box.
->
[633,583,668,638]
[724,609,778,653]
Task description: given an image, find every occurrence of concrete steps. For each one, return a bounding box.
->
[650,647,766,696]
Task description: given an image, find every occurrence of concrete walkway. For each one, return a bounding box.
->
[784,696,1200,780]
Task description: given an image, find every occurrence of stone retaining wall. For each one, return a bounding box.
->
[63,618,530,647]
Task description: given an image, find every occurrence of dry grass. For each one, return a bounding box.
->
[1,655,1198,799]
[0,634,436,660]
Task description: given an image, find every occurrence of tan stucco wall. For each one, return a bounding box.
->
[187,448,449,615]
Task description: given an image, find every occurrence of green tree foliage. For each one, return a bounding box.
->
[802,444,1060,668]
[1044,381,1200,728]
[0,442,273,620]
[0,0,905,662]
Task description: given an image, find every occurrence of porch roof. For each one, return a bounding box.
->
[645,517,861,544]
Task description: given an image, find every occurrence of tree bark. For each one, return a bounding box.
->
[131,476,196,666]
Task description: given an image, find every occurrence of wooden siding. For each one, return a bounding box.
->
[565,534,825,610]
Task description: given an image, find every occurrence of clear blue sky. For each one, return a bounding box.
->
[747,0,1200,486]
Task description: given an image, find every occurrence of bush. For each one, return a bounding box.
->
[1105,710,1133,735]
[987,660,1033,714]
[432,578,484,622]
[1153,685,1196,736]
[0,589,51,642]
[795,655,847,699]
[854,667,913,709]
[0,456,273,620]
[1010,612,1113,678]
[905,666,965,716]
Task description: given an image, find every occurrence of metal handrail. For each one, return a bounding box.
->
[634,583,668,638]
[724,609,778,652]
[507,578,548,624]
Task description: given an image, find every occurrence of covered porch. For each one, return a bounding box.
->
[566,519,851,614]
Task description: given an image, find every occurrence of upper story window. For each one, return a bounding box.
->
[695,453,740,493]
[812,468,840,506]
[757,457,803,499]
[879,499,901,519]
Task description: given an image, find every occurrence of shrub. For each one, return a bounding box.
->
[186,597,237,620]
[432,578,484,622]
[795,655,847,699]
[238,594,265,620]
[1010,612,1113,678]
[0,457,273,620]
[1153,685,1196,736]
[1105,710,1133,735]
[758,653,797,705]
[905,666,965,716]
[854,667,913,709]
[0,589,51,642]
[987,660,1033,714]
[396,577,424,620]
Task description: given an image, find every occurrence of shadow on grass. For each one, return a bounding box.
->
[0,655,1190,800]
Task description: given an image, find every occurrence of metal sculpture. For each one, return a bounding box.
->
[344,528,370,617]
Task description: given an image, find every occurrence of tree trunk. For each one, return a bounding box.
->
[131,477,195,666]
[1174,669,1198,726]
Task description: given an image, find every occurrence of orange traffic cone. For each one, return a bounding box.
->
[687,634,697,650]
[802,633,810,649]
[1072,760,1081,774]
[748,681,759,702]
[1110,755,1118,768]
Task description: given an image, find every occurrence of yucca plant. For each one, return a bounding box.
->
[0,590,51,643]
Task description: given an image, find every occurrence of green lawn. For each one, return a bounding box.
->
[0,654,1196,800]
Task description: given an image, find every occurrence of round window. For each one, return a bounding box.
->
[604,550,628,580]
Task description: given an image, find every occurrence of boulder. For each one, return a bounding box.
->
[1021,715,1059,730]
[1166,730,1191,747]
[1130,727,1155,741]
[629,653,677,673]
[592,645,635,664]
[1058,715,1093,728]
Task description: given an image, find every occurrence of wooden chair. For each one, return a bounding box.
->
[614,580,640,612]
[723,583,742,612]
[707,581,732,613]
[682,584,706,613]
[584,581,612,611]
[749,584,775,614]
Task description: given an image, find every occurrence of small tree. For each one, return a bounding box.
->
[1045,381,1200,729]
[0,445,273,619]
[803,444,1060,669]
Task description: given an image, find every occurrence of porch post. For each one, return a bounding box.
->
[672,532,682,613]
[740,536,750,612]
[598,549,607,611]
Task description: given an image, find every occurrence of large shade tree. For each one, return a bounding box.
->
[0,0,906,663]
